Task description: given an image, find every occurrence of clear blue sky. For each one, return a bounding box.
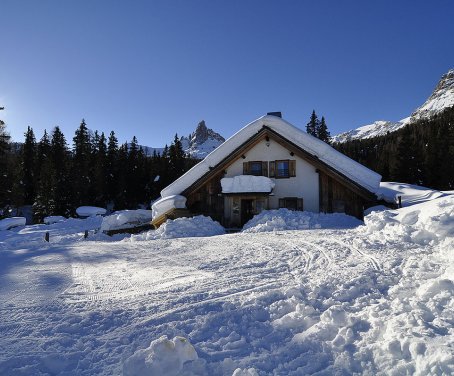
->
[2,0,454,147]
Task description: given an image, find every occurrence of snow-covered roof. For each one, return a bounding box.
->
[221,175,275,194]
[161,115,381,198]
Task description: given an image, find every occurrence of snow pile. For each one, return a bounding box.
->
[0,217,26,230]
[243,209,362,232]
[221,175,275,193]
[76,206,107,217]
[376,181,447,206]
[43,216,66,225]
[100,209,152,232]
[363,195,454,245]
[132,215,225,241]
[151,195,187,219]
[123,336,198,376]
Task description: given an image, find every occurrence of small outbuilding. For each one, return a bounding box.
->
[152,114,382,228]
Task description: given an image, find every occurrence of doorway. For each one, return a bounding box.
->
[241,199,254,226]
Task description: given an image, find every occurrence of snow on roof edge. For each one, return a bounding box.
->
[161,115,381,198]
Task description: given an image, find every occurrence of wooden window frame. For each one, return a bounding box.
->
[270,160,296,178]
[276,159,290,179]
[243,161,269,177]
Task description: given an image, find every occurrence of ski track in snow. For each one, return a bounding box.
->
[0,219,452,375]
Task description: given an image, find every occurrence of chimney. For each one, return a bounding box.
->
[267,111,282,118]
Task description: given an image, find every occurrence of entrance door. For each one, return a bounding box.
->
[241,199,254,226]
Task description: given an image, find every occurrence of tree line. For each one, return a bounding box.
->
[334,106,454,190]
[0,119,197,221]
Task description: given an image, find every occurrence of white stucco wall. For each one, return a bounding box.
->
[224,139,320,212]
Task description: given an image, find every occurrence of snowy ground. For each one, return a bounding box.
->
[1,184,453,375]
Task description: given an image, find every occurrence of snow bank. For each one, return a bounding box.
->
[243,209,362,232]
[221,175,275,194]
[0,217,26,230]
[43,216,66,225]
[376,181,446,206]
[100,209,152,232]
[76,206,107,217]
[123,336,197,376]
[363,195,454,245]
[151,195,187,219]
[132,215,225,241]
[161,115,381,198]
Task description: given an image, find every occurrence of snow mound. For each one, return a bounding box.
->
[76,206,107,217]
[123,336,198,376]
[0,217,26,231]
[364,195,454,245]
[151,195,187,220]
[43,216,66,225]
[100,209,152,232]
[132,215,225,241]
[232,368,259,376]
[221,175,275,193]
[243,209,362,232]
[377,182,447,206]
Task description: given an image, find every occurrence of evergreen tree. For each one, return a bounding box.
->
[92,131,107,206]
[51,126,71,216]
[21,126,37,205]
[0,119,12,217]
[33,130,54,221]
[72,119,92,206]
[168,134,186,181]
[317,116,331,144]
[106,131,119,207]
[306,110,319,137]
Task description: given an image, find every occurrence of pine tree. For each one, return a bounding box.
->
[51,126,71,216]
[92,131,107,206]
[306,110,319,137]
[106,131,119,207]
[33,130,54,222]
[317,116,331,144]
[168,134,186,181]
[72,119,92,206]
[21,126,36,205]
[0,119,11,217]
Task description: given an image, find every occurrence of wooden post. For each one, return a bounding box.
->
[45,232,49,242]
[398,196,402,208]
[84,230,88,239]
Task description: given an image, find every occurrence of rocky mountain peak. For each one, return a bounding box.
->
[332,68,454,143]
[191,120,225,145]
[410,68,454,122]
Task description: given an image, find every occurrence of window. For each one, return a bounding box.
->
[250,161,263,176]
[270,160,296,178]
[276,160,289,178]
[243,161,268,177]
[279,197,303,211]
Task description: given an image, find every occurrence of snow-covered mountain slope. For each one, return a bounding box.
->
[332,68,454,143]
[1,189,453,375]
[141,120,225,159]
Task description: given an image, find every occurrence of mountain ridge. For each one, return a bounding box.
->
[332,69,454,143]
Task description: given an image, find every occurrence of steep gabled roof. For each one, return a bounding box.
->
[161,115,381,198]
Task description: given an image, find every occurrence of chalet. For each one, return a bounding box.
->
[152,113,382,228]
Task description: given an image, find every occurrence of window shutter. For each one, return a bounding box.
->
[262,161,268,177]
[243,162,249,175]
[269,161,275,177]
[297,198,304,211]
[279,198,285,208]
[289,160,296,177]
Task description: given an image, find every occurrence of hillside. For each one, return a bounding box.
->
[332,69,454,143]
